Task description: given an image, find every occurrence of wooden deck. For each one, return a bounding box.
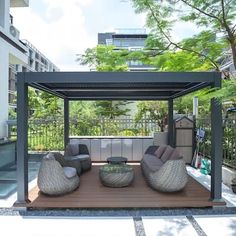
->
[28,164,225,209]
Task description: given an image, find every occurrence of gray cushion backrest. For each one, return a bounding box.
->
[160,145,175,163]
[154,145,167,158]
[65,143,79,156]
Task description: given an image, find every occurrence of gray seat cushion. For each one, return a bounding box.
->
[63,167,77,178]
[143,154,164,172]
[64,154,90,161]
[77,154,90,160]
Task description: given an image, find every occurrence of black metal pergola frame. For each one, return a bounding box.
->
[16,71,223,205]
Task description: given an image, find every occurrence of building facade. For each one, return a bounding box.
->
[98,28,154,71]
[219,49,236,75]
[9,40,60,109]
[0,0,29,138]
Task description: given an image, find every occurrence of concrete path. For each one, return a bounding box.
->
[0,214,236,236]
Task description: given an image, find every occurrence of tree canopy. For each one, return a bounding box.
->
[77,45,131,118]
[132,0,236,70]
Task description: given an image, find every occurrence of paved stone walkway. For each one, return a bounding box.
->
[0,214,235,236]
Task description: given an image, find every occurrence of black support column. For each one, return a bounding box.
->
[210,98,223,202]
[168,99,174,146]
[16,74,29,203]
[64,98,69,148]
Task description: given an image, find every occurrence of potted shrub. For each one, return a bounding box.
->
[232,177,236,194]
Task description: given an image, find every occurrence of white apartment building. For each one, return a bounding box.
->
[8,40,60,108]
[0,0,29,138]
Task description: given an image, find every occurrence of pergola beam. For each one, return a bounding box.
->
[171,82,210,99]
[24,71,220,84]
[30,83,66,99]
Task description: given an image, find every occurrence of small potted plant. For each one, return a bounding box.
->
[231,177,236,194]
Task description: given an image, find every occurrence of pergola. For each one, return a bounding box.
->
[16,71,223,205]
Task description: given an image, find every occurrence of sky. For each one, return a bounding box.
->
[10,0,198,71]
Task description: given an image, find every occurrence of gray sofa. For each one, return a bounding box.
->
[141,145,188,192]
[53,143,91,175]
[64,143,91,174]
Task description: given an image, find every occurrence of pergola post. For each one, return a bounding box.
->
[64,98,69,148]
[210,98,223,202]
[168,99,174,146]
[16,74,29,203]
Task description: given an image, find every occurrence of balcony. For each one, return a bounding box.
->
[10,0,29,8]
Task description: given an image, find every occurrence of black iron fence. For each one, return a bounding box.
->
[8,117,236,169]
[196,118,236,169]
[8,117,160,151]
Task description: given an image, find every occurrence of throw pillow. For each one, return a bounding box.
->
[154,145,167,158]
[69,143,79,156]
[44,152,55,160]
[169,148,182,160]
[160,145,174,163]
[63,167,77,178]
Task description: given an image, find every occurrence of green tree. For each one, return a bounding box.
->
[95,101,131,119]
[135,101,168,131]
[27,88,62,119]
[150,50,213,72]
[77,45,129,71]
[78,45,131,118]
[132,0,235,70]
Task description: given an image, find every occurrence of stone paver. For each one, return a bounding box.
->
[142,216,198,236]
[194,215,236,236]
[0,216,136,236]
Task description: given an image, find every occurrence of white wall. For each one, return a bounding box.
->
[0,0,10,30]
[0,42,9,138]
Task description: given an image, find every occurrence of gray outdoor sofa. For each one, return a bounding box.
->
[64,143,91,174]
[51,143,91,175]
[141,145,188,192]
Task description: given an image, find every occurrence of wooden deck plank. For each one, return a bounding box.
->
[28,165,225,208]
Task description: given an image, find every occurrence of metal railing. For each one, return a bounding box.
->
[8,117,160,151]
[196,118,236,169]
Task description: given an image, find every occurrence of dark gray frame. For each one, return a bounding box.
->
[16,71,223,204]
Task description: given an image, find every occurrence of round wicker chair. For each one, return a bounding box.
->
[37,153,80,196]
[141,145,188,192]
[142,158,188,192]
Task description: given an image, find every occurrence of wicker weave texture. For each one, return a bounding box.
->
[37,158,80,196]
[99,168,134,188]
[142,159,188,192]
